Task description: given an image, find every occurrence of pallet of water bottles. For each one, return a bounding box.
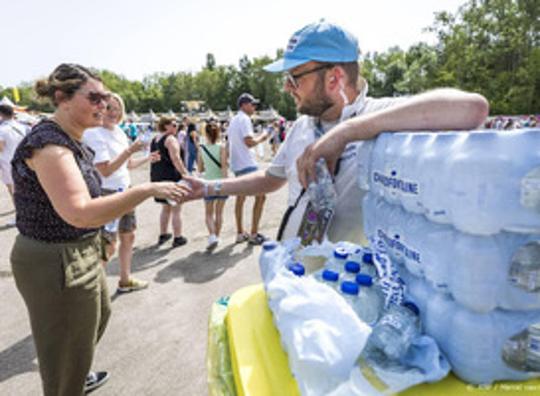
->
[359,127,540,386]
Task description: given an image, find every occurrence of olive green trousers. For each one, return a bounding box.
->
[11,232,111,396]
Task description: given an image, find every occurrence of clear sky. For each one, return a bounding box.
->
[1,0,466,87]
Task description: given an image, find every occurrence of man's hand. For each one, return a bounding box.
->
[180,175,207,202]
[296,122,349,188]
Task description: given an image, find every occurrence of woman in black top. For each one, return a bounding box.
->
[10,64,190,396]
[151,116,189,247]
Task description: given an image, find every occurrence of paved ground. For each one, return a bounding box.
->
[0,150,287,395]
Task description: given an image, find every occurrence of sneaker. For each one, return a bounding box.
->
[235,232,249,244]
[248,233,267,246]
[206,235,219,252]
[157,233,172,246]
[117,278,149,294]
[172,236,188,248]
[85,371,109,394]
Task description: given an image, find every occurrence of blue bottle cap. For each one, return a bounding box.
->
[262,241,278,251]
[403,301,420,316]
[322,269,339,282]
[344,261,361,274]
[289,263,305,277]
[334,247,348,260]
[362,252,374,264]
[340,281,359,295]
[356,273,373,286]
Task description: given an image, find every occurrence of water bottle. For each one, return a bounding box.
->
[509,241,540,292]
[366,301,420,361]
[355,273,383,324]
[315,269,340,291]
[259,240,290,285]
[364,192,540,312]
[369,129,540,235]
[307,158,337,212]
[414,274,540,384]
[340,281,379,325]
[104,218,120,233]
[502,324,540,372]
[104,187,123,233]
[325,247,349,273]
[288,262,305,277]
[140,129,152,157]
[342,260,361,282]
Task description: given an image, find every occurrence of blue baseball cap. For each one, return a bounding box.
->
[264,20,359,73]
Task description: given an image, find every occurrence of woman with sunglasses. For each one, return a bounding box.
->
[151,116,189,247]
[10,64,189,396]
[83,93,157,293]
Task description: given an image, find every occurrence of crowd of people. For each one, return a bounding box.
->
[2,20,492,396]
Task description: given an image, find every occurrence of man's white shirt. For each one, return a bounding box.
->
[227,110,257,172]
[267,86,405,243]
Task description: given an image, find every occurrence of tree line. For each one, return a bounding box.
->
[2,0,538,117]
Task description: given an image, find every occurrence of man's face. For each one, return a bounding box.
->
[284,62,334,117]
[242,102,256,115]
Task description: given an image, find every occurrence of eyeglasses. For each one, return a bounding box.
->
[80,90,111,105]
[284,64,335,89]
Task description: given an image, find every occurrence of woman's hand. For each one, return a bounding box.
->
[128,139,145,154]
[149,151,160,163]
[179,175,207,202]
[151,181,192,204]
[296,122,349,188]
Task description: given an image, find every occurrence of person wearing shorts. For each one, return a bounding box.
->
[198,121,228,251]
[226,93,270,245]
[83,93,155,293]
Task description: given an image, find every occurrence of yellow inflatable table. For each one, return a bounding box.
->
[227,284,540,396]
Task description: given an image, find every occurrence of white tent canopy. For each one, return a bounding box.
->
[0,96,15,107]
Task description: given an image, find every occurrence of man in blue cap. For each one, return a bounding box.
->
[184,20,488,244]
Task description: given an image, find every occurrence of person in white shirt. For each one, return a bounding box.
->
[182,21,489,245]
[83,93,156,293]
[227,93,270,245]
[0,104,27,220]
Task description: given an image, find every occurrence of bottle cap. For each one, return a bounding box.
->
[356,273,373,286]
[340,281,359,295]
[322,269,339,282]
[403,301,420,316]
[344,261,361,273]
[334,247,348,260]
[262,241,278,251]
[362,252,374,264]
[289,263,305,276]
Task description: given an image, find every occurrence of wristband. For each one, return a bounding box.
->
[213,181,223,196]
[203,181,209,197]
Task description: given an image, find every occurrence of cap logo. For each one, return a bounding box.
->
[286,35,299,53]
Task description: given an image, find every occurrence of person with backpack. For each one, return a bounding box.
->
[197,122,228,251]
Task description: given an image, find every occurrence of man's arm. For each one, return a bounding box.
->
[243,132,269,148]
[183,170,286,201]
[297,88,489,187]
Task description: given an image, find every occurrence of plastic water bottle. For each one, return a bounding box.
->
[414,274,540,384]
[368,129,540,235]
[366,301,420,361]
[364,192,540,312]
[259,240,289,285]
[355,274,383,324]
[288,262,305,277]
[502,324,540,372]
[340,281,379,325]
[342,260,361,282]
[317,269,340,291]
[325,247,349,273]
[140,129,152,157]
[104,218,120,233]
[509,241,540,292]
[307,158,337,212]
[104,187,123,233]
